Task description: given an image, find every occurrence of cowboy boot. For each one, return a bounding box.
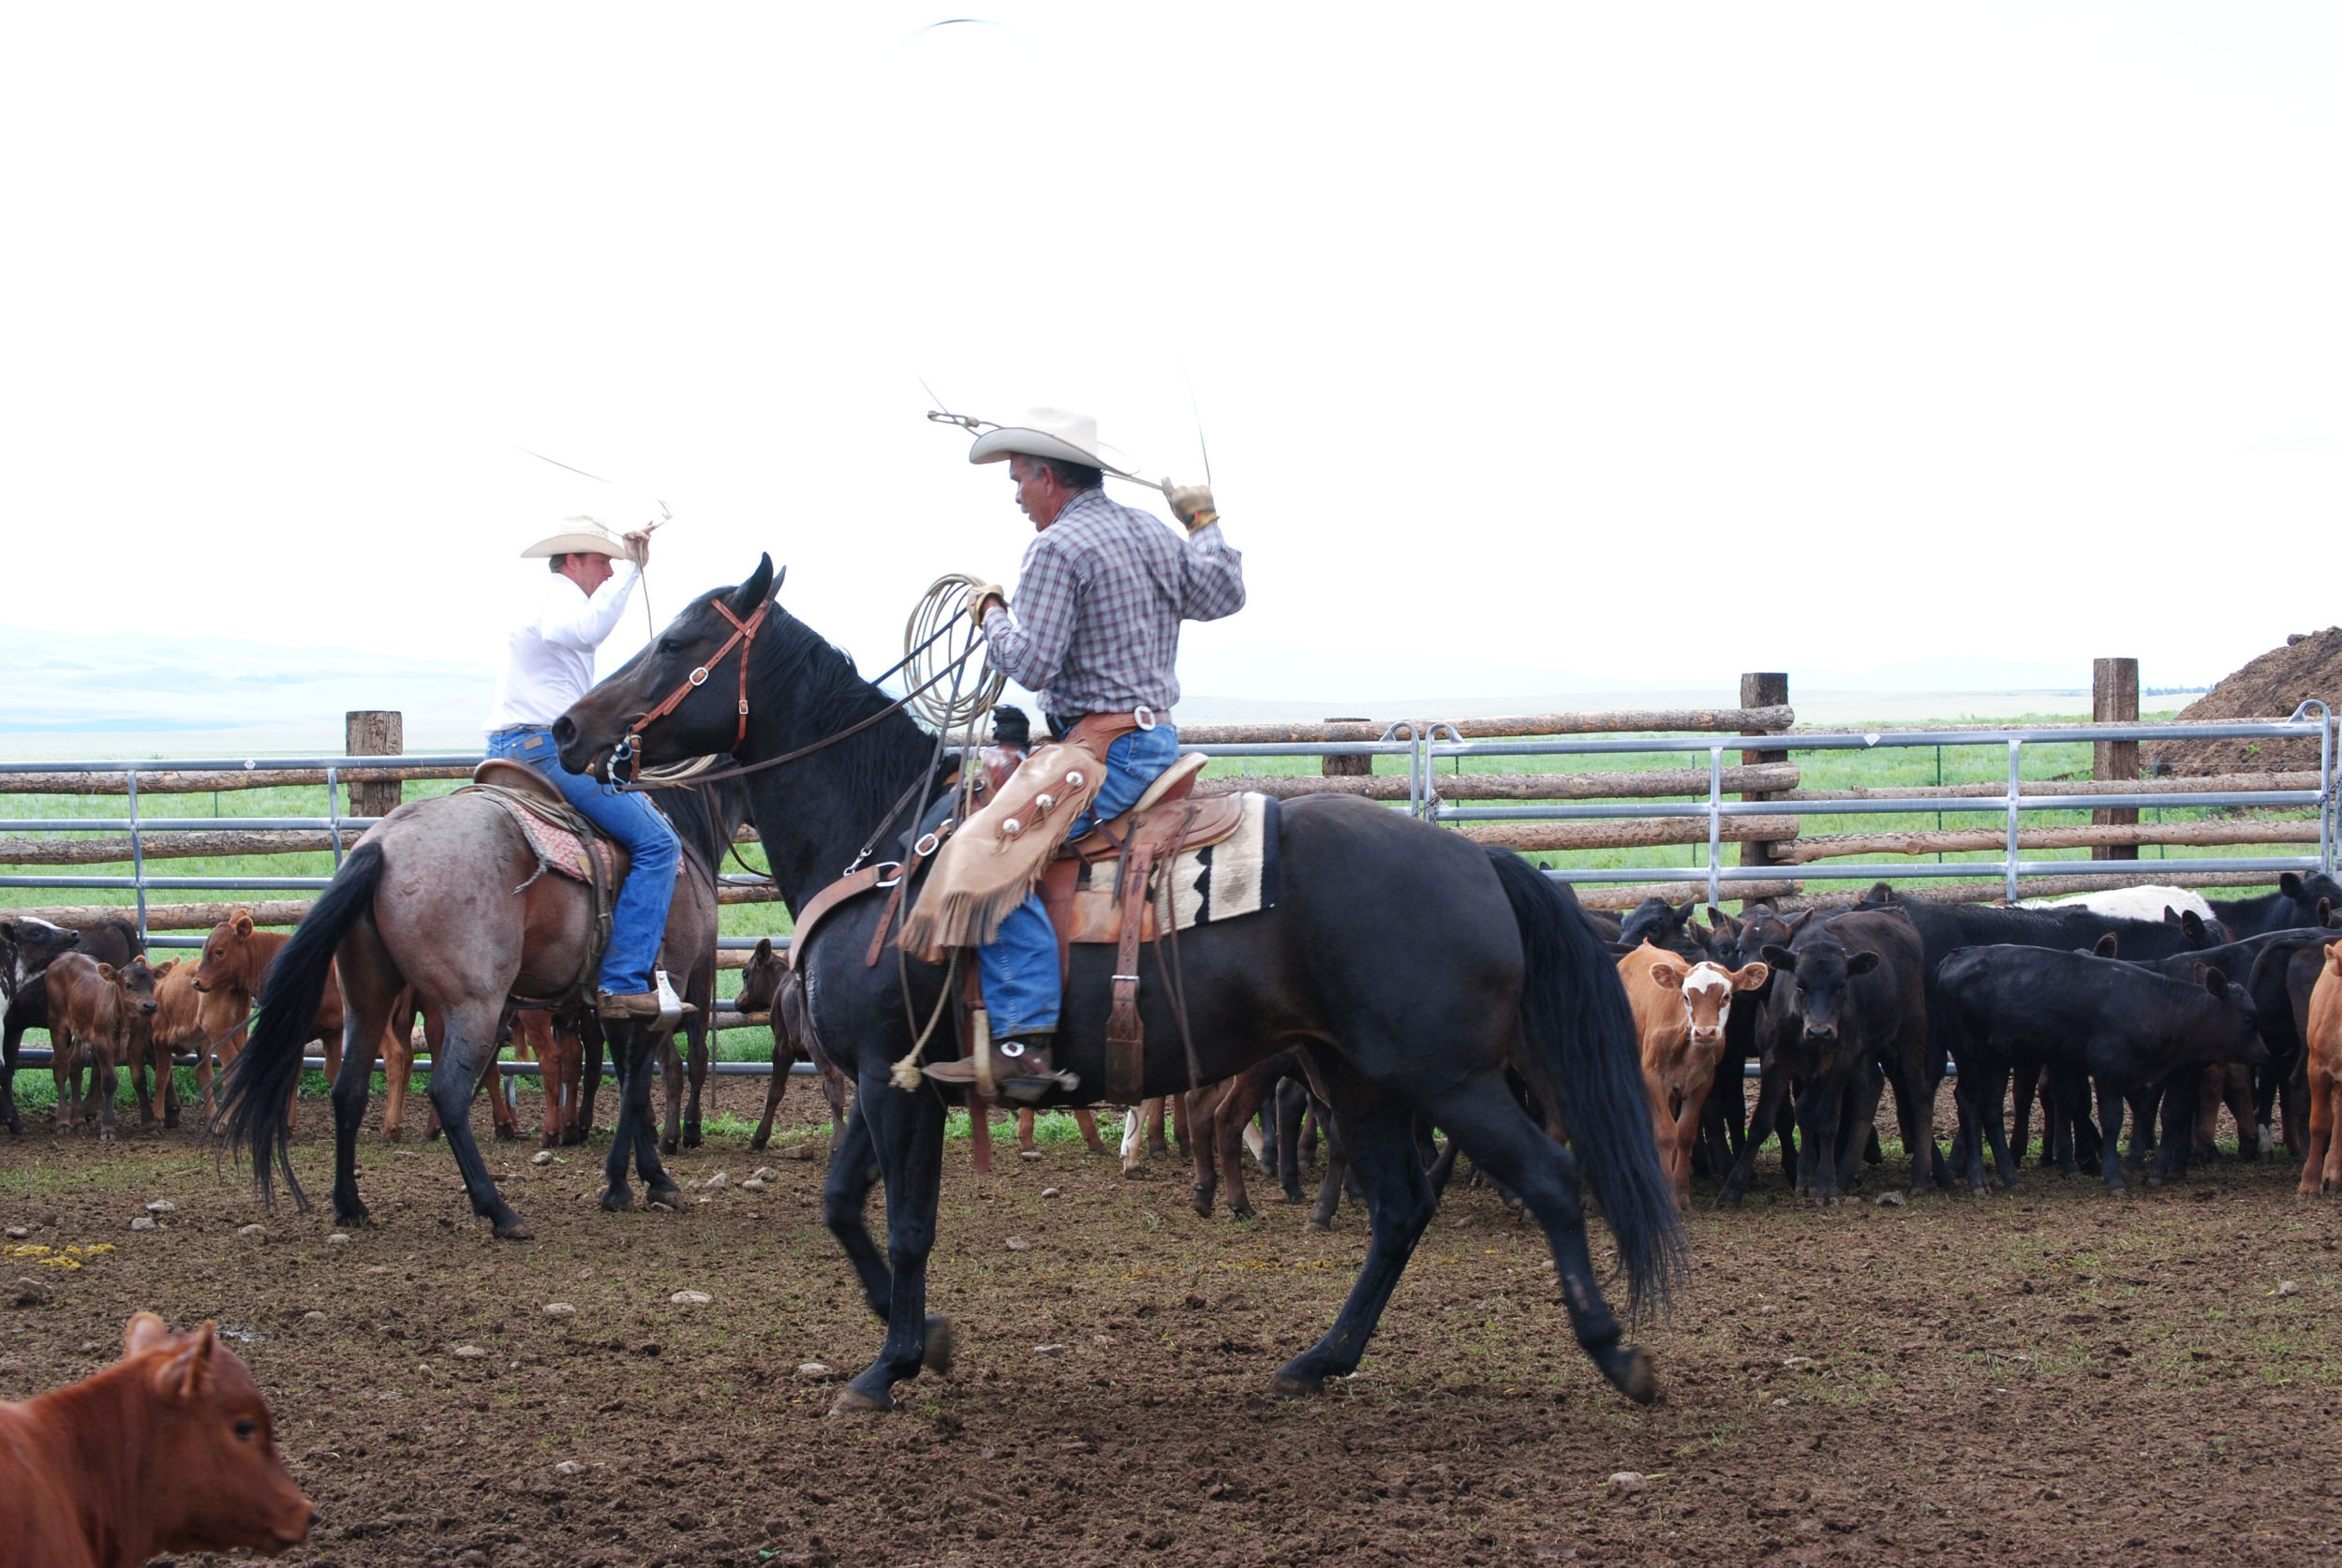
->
[925,1032,1076,1104]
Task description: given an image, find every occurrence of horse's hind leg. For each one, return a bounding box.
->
[426,1000,531,1239]
[1274,1098,1434,1393]
[1419,1075,1655,1403]
[329,917,405,1225]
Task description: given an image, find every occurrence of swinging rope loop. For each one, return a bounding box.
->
[904,574,1004,732]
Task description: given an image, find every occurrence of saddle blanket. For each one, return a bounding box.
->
[1061,791,1280,943]
[467,787,613,887]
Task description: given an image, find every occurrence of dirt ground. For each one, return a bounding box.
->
[3,1079,2337,1568]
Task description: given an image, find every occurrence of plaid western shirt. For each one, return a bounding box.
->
[980,488,1246,721]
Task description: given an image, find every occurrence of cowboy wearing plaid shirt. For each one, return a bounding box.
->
[925,408,1245,1099]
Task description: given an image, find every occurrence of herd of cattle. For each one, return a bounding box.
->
[7,868,2342,1217]
[1598,870,2342,1206]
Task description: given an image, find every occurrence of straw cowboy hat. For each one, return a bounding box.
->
[967,407,1134,476]
[520,516,633,560]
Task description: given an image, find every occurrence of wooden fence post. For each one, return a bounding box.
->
[346,710,404,819]
[1321,717,1372,777]
[2091,659,2139,861]
[1736,673,1790,900]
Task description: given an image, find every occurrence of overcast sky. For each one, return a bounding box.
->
[5,2,2336,711]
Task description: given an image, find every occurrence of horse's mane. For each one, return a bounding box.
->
[742,601,943,828]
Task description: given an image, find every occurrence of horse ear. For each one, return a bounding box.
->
[729,555,776,617]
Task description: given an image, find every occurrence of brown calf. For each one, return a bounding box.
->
[45,952,160,1141]
[2299,940,2342,1195]
[739,939,852,1151]
[190,910,347,1117]
[0,1311,313,1566]
[1618,940,1768,1209]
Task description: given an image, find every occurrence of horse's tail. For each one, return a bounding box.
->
[1485,847,1686,1320]
[214,838,384,1209]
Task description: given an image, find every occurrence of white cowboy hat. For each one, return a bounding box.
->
[520,516,630,559]
[967,407,1134,476]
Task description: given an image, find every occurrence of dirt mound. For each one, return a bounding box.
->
[2147,627,2342,777]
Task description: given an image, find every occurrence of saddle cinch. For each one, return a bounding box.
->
[460,759,682,1016]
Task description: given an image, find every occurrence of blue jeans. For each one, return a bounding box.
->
[978,723,1183,1036]
[487,725,681,997]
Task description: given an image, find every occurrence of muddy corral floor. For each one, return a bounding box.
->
[2,1081,2337,1568]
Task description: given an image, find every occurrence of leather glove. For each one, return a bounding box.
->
[965,583,1008,621]
[1165,484,1219,531]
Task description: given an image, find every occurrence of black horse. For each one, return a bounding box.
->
[555,556,1684,1412]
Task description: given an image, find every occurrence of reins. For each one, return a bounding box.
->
[615,604,985,794]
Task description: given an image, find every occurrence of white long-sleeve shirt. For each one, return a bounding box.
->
[483,561,642,731]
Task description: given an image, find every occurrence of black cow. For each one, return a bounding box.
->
[1,917,142,1134]
[2204,870,2342,939]
[1722,907,1930,1206]
[2105,926,2340,1178]
[1702,906,1809,1183]
[1938,945,2266,1192]
[1617,896,1711,959]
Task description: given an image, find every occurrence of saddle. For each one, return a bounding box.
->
[796,732,1259,1100]
[459,760,629,1004]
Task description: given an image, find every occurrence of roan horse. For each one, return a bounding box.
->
[554,556,1684,1413]
[217,773,749,1237]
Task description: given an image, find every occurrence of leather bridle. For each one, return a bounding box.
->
[609,598,770,787]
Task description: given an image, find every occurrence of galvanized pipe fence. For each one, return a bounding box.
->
[5,699,2337,1085]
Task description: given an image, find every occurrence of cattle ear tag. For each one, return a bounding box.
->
[156,1323,218,1402]
[122,1311,170,1359]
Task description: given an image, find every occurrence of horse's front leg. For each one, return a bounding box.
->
[823,1106,892,1318]
[683,1010,708,1148]
[659,1033,684,1156]
[831,1078,953,1414]
[602,1020,681,1209]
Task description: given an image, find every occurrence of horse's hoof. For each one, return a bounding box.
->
[1229,1205,1256,1223]
[600,1187,633,1212]
[1605,1346,1659,1405]
[1304,1219,1332,1234]
[1268,1365,1323,1398]
[827,1386,893,1416]
[645,1182,685,1211]
[493,1219,534,1241]
[494,1127,517,1143]
[1192,1195,1214,1219]
[748,1132,771,1152]
[660,1138,678,1157]
[922,1315,956,1376]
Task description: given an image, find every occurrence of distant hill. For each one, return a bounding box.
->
[0,625,494,750]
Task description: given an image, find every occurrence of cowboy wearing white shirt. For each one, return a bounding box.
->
[484,517,681,1021]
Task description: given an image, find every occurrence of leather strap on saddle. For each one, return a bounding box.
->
[1104,832,1152,1100]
